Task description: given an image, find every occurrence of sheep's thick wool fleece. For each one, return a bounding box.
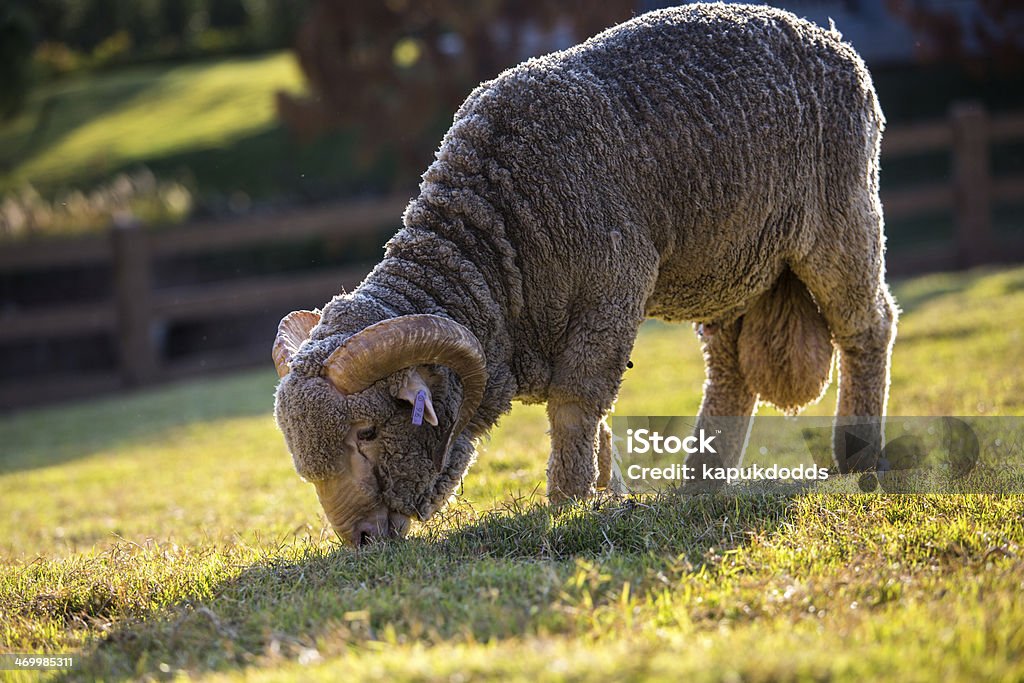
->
[298,3,885,488]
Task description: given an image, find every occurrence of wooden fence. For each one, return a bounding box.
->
[0,196,408,408]
[881,103,1024,273]
[1,102,1023,410]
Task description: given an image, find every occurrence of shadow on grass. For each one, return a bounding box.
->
[101,126,372,202]
[60,489,797,681]
[0,369,277,474]
[890,264,1024,316]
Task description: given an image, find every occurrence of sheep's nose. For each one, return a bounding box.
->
[350,513,409,547]
[351,521,384,547]
[353,528,370,547]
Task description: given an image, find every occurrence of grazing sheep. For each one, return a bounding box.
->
[273,2,897,546]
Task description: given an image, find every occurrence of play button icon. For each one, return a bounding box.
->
[839,426,878,473]
[845,431,871,459]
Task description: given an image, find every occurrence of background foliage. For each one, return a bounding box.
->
[1,0,1022,239]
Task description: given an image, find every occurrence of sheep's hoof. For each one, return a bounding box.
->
[680,477,724,495]
[547,488,596,508]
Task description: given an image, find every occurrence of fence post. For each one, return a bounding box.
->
[112,217,157,386]
[951,102,991,268]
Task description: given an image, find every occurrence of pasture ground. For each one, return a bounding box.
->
[1,265,1023,681]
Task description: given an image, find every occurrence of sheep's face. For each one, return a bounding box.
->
[272,311,487,547]
[275,365,470,545]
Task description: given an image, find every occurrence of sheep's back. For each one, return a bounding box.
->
[440,4,879,245]
[413,3,883,340]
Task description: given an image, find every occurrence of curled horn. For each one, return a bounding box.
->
[323,314,487,470]
[272,310,321,378]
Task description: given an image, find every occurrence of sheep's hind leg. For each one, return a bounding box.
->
[685,318,758,487]
[791,207,897,472]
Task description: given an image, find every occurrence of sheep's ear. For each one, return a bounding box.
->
[273,310,321,377]
[396,368,438,427]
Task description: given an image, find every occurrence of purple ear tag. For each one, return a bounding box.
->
[411,389,427,426]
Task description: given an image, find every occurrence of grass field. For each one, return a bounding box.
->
[0,53,381,206]
[2,265,1024,681]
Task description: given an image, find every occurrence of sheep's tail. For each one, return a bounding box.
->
[738,267,834,415]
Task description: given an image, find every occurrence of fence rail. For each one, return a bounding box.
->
[2,103,1023,409]
[880,104,1024,272]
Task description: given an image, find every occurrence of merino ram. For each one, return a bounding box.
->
[273,3,898,546]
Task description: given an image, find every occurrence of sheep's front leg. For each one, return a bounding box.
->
[546,399,603,504]
[544,299,644,504]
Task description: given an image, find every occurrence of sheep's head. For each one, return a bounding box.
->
[272,312,486,547]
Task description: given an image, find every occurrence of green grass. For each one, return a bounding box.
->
[2,265,1024,681]
[0,53,385,204]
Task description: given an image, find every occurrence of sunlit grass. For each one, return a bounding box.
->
[0,53,304,194]
[1,266,1023,681]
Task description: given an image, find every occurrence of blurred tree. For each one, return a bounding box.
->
[209,0,249,29]
[887,0,1024,73]
[0,5,35,121]
[243,0,310,53]
[277,1,635,188]
[13,0,309,72]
